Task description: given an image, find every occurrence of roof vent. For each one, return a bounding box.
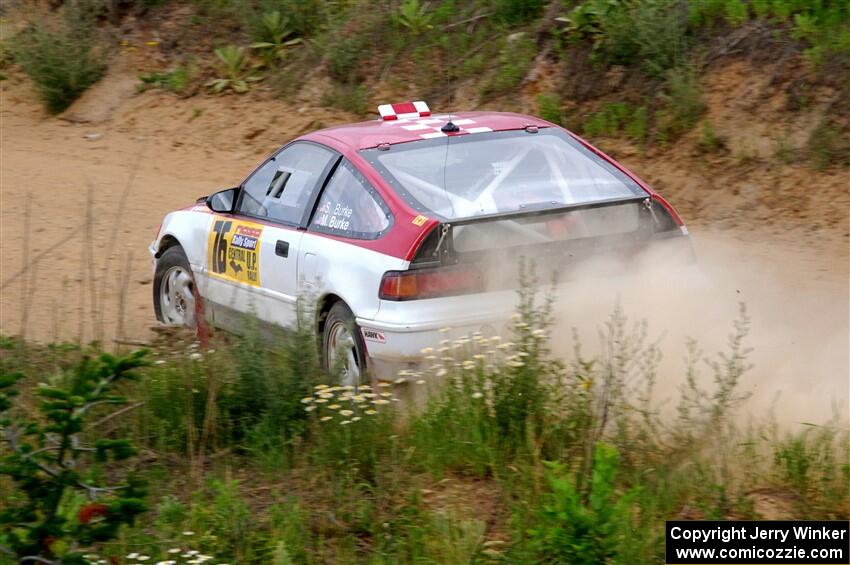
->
[378,101,430,121]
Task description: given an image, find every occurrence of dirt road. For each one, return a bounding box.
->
[1,81,847,425]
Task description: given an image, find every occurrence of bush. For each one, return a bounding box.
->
[525,445,637,563]
[138,65,192,94]
[12,4,107,113]
[480,33,536,98]
[537,93,564,125]
[807,120,850,169]
[0,351,149,563]
[565,0,689,77]
[491,0,545,24]
[656,66,706,142]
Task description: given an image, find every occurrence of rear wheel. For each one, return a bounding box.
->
[153,245,198,328]
[322,302,367,387]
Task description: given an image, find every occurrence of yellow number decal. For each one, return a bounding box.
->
[207,217,264,286]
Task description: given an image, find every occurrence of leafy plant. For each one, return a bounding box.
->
[138,65,192,94]
[807,119,850,170]
[696,120,726,153]
[395,0,434,36]
[537,93,564,125]
[492,0,545,24]
[656,66,706,142]
[564,0,688,76]
[0,351,149,563]
[206,45,262,94]
[250,11,303,67]
[480,33,536,97]
[526,444,637,563]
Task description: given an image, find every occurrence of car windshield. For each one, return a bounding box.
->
[363,128,645,220]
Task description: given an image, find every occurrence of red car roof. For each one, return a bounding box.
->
[300,111,551,151]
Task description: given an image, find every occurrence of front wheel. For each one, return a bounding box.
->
[322,302,368,387]
[153,245,198,328]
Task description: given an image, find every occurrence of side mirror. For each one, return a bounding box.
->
[206,187,238,213]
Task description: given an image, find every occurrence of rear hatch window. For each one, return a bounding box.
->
[362,128,646,221]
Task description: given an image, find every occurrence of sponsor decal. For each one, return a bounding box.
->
[207,218,264,286]
[361,328,386,344]
[411,214,428,226]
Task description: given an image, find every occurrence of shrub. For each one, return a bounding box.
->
[537,93,563,125]
[12,4,107,113]
[249,10,303,68]
[0,351,149,563]
[480,33,536,98]
[525,445,637,563]
[491,0,545,24]
[395,0,434,36]
[206,45,262,94]
[807,119,850,169]
[696,120,726,153]
[249,0,328,38]
[791,3,850,67]
[656,66,706,142]
[138,65,192,94]
[565,0,689,77]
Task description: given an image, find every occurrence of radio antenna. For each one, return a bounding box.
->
[441,30,459,133]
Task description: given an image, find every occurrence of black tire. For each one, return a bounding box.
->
[153,245,198,328]
[322,301,368,386]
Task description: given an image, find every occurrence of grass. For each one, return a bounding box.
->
[3,279,846,563]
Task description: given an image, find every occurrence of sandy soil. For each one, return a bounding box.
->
[0,68,847,425]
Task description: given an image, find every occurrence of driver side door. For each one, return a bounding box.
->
[204,142,338,329]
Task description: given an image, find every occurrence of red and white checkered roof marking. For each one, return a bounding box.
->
[391,115,493,139]
[378,101,431,121]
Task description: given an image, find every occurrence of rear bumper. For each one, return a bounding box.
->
[356,290,516,380]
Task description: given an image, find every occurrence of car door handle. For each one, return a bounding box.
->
[275,240,289,258]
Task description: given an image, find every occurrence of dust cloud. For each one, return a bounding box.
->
[543,229,849,428]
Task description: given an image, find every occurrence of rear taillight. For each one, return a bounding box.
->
[379,267,484,301]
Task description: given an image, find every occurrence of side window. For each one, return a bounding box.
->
[238,143,335,225]
[310,160,392,239]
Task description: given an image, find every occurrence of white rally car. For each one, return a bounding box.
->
[151,102,690,384]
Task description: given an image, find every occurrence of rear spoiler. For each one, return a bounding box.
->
[442,195,650,227]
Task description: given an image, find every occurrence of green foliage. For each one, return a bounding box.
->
[792,3,850,67]
[491,0,545,24]
[250,11,303,67]
[581,102,647,144]
[206,45,262,94]
[807,119,850,169]
[241,0,329,39]
[773,136,795,163]
[326,34,369,83]
[526,445,637,563]
[696,120,726,153]
[320,82,370,115]
[656,66,706,142]
[137,320,320,459]
[0,351,149,562]
[564,0,688,77]
[138,65,192,94]
[583,102,633,137]
[537,93,563,125]
[12,3,107,113]
[773,424,850,518]
[395,0,434,36]
[480,33,536,98]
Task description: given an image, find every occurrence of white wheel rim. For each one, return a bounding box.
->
[327,321,361,387]
[159,265,196,327]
